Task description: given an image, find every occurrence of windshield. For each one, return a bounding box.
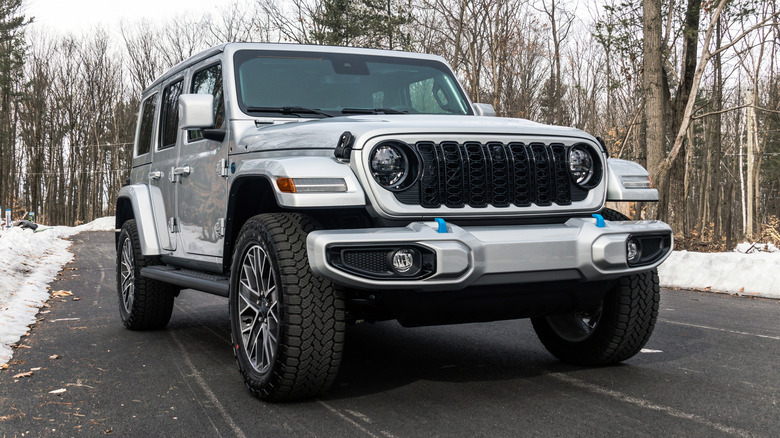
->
[234,50,472,117]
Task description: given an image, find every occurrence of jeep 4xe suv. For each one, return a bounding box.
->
[115,43,673,401]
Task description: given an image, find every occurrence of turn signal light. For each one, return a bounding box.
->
[276,178,296,193]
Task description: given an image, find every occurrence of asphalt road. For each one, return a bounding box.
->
[1,231,778,437]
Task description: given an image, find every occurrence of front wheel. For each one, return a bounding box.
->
[531,208,660,365]
[531,269,660,365]
[229,213,345,401]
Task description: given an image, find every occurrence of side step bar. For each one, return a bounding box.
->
[140,265,229,297]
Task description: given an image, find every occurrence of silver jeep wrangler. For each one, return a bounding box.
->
[116,43,672,401]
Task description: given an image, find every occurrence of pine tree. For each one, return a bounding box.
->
[0,0,29,212]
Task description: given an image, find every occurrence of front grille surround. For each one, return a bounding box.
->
[356,135,606,218]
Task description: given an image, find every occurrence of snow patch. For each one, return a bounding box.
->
[658,246,779,299]
[0,217,115,365]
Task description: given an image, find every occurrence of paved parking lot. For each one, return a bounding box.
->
[1,231,778,437]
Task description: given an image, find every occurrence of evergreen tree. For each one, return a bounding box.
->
[0,0,28,214]
[311,0,411,49]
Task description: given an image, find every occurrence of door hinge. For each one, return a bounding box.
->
[217,159,230,178]
[215,218,226,238]
[168,217,180,233]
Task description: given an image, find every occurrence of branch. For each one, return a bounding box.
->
[709,11,780,59]
[692,104,780,120]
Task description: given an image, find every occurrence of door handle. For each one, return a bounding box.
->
[148,170,164,180]
[173,166,192,177]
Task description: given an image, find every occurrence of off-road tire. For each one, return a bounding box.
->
[531,208,660,365]
[116,219,175,330]
[229,213,345,401]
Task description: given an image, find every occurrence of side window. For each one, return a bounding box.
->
[136,93,157,156]
[189,63,224,141]
[159,79,183,149]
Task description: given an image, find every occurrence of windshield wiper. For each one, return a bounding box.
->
[341,107,408,115]
[246,106,334,118]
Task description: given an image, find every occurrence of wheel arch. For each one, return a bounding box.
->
[221,175,373,272]
[116,197,134,249]
[223,176,283,272]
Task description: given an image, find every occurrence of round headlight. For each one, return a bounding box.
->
[370,144,409,188]
[569,146,594,186]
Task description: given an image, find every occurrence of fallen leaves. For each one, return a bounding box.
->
[49,388,66,395]
[13,371,34,379]
[51,290,73,297]
[49,354,60,360]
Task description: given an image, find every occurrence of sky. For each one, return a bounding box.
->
[24,0,236,35]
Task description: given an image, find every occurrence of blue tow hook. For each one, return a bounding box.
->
[591,214,606,228]
[434,218,448,233]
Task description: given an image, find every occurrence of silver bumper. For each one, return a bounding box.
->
[307,218,673,291]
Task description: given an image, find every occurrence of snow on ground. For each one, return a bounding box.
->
[0,217,115,365]
[658,242,779,299]
[0,216,778,366]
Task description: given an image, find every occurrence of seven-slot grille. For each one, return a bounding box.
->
[396,141,586,208]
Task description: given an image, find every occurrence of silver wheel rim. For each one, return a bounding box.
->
[120,238,135,313]
[238,244,280,374]
[546,304,603,343]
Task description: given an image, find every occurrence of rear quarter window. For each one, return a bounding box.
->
[136,93,157,156]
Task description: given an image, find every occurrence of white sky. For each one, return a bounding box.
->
[25,0,234,35]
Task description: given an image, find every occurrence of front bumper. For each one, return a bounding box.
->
[307,218,673,291]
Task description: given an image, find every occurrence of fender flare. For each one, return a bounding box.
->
[606,158,659,202]
[117,184,162,256]
[232,156,366,208]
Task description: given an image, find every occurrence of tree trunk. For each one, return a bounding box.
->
[643,0,665,220]
[712,18,723,241]
[745,88,755,239]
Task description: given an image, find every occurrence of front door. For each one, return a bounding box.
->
[176,61,228,257]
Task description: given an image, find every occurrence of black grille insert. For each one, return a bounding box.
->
[398,141,591,208]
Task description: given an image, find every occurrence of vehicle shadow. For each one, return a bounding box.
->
[324,316,698,400]
[162,294,698,402]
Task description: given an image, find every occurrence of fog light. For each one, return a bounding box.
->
[392,248,420,275]
[627,238,641,264]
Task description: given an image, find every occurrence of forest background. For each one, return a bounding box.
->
[0,0,778,250]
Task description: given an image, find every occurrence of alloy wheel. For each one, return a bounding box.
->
[238,244,280,374]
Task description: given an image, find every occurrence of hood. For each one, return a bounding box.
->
[237,115,598,152]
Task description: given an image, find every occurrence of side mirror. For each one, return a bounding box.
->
[472,103,496,117]
[178,94,214,129]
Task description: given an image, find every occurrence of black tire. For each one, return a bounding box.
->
[531,209,660,365]
[229,213,345,401]
[116,219,175,330]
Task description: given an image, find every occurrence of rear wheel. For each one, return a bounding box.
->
[229,213,345,401]
[116,219,175,330]
[531,209,660,365]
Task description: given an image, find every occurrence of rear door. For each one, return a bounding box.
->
[150,77,184,251]
[176,59,228,257]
